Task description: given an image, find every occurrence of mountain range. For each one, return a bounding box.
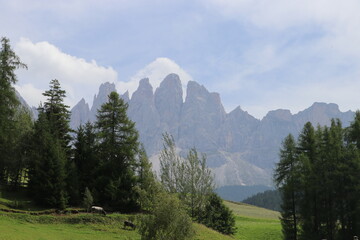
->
[69,73,355,187]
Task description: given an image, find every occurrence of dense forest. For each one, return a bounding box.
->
[242,189,281,212]
[0,37,236,239]
[275,116,360,239]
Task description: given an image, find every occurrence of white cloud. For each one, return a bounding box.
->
[15,38,117,107]
[205,0,360,58]
[14,39,192,109]
[117,57,192,98]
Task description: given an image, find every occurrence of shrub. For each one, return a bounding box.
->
[139,192,194,240]
[199,193,236,235]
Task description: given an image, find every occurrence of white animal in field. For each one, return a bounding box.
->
[91,206,107,215]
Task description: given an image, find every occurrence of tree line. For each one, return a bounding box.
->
[0,37,235,239]
[242,189,281,212]
[275,116,360,240]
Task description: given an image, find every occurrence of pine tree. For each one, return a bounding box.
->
[0,37,27,184]
[42,79,72,152]
[95,91,140,211]
[73,122,98,197]
[274,134,301,240]
[297,122,322,240]
[28,110,67,209]
[41,79,77,205]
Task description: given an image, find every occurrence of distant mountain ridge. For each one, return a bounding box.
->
[69,73,355,187]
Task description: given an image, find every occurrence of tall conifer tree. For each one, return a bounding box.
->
[95,91,140,211]
[0,37,27,183]
[28,110,67,209]
[274,134,301,240]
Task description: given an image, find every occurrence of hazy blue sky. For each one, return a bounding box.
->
[2,0,360,119]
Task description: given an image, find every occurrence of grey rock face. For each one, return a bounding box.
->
[128,78,161,155]
[70,98,90,130]
[90,82,116,121]
[247,109,298,169]
[154,73,183,139]
[178,81,226,153]
[219,106,260,154]
[294,102,354,128]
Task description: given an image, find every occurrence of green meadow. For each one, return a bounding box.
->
[0,195,281,240]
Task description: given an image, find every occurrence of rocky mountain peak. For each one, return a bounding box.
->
[90,82,116,121]
[264,109,293,121]
[154,74,183,138]
[121,91,130,103]
[130,78,154,104]
[159,73,182,89]
[70,98,90,129]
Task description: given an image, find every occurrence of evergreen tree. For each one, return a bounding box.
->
[73,122,98,196]
[42,79,72,152]
[28,110,67,209]
[0,37,27,184]
[347,111,360,149]
[42,79,76,205]
[274,134,301,240]
[297,122,322,240]
[95,91,140,211]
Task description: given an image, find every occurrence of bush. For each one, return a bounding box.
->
[139,192,194,240]
[199,193,236,235]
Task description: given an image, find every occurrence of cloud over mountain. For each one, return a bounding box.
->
[117,57,192,98]
[15,38,117,107]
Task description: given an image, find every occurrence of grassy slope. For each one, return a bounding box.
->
[225,201,282,240]
[0,193,281,240]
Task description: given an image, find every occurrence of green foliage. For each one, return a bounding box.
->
[159,134,214,219]
[82,187,93,212]
[159,134,235,235]
[199,193,236,235]
[95,91,140,211]
[4,106,33,188]
[139,192,194,240]
[134,145,160,212]
[159,133,182,193]
[181,148,214,219]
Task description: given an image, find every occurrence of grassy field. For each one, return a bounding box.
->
[0,192,282,240]
[225,201,282,240]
